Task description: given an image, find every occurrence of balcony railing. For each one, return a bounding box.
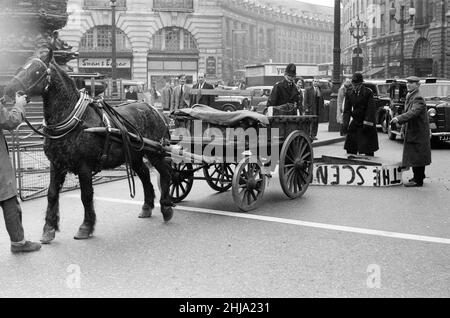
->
[83,0,126,10]
[153,0,194,12]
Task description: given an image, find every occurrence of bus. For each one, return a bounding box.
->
[245,63,319,87]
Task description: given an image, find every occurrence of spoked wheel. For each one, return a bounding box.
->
[203,163,235,192]
[169,161,194,203]
[232,157,266,212]
[279,130,314,199]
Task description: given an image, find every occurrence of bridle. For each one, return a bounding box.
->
[12,57,52,95]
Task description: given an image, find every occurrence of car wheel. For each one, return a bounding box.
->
[222,104,236,112]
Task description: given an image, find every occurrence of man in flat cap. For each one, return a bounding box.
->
[390,76,431,187]
[342,72,379,157]
[267,63,302,116]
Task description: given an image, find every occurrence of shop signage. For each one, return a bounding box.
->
[206,56,216,76]
[79,58,131,69]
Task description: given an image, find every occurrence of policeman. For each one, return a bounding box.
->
[267,63,302,115]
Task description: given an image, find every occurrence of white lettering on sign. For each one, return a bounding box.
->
[312,165,403,187]
[264,64,319,77]
[79,58,131,69]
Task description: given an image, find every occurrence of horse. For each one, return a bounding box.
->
[3,47,174,243]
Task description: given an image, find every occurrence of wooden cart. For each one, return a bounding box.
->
[168,110,317,212]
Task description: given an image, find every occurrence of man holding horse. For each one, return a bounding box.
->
[1,93,41,253]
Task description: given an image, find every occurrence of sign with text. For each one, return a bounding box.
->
[79,58,131,69]
[312,164,404,187]
[206,56,216,77]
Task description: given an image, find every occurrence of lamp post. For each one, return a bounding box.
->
[110,0,117,94]
[231,29,247,80]
[390,2,416,78]
[328,0,342,132]
[349,16,368,73]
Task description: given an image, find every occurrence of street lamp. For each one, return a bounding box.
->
[349,16,368,73]
[110,0,117,94]
[231,29,247,79]
[328,0,342,132]
[390,2,416,78]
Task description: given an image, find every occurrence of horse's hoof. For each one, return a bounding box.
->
[161,206,173,222]
[138,207,152,219]
[74,226,93,240]
[40,228,56,244]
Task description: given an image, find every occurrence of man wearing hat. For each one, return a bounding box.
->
[390,76,431,187]
[342,72,379,156]
[267,63,302,116]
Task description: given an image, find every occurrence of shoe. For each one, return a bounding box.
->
[404,180,423,188]
[11,241,42,254]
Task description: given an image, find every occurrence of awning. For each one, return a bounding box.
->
[363,67,385,77]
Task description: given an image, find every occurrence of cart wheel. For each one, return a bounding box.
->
[203,163,235,192]
[279,130,314,199]
[232,157,266,212]
[169,161,194,203]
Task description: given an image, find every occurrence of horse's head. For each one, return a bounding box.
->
[3,47,54,100]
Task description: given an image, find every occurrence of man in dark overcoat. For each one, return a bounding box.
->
[342,73,379,156]
[390,76,431,187]
[1,93,41,253]
[267,63,302,116]
[304,78,325,139]
[190,73,214,107]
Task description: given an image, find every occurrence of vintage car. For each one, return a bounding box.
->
[362,80,397,133]
[69,72,108,97]
[211,85,251,111]
[245,86,273,113]
[387,79,450,144]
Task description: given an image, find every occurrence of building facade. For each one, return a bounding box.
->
[60,0,333,90]
[342,0,449,79]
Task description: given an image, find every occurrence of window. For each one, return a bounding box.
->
[151,27,198,52]
[153,0,193,12]
[80,26,131,51]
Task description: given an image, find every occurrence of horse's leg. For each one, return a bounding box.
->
[149,155,174,222]
[132,155,155,219]
[74,163,96,240]
[41,163,67,244]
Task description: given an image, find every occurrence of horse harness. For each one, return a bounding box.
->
[22,89,146,198]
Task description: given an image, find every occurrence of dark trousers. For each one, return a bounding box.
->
[1,196,25,243]
[413,166,426,184]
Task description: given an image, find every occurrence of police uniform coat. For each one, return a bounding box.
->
[267,79,302,112]
[343,85,379,154]
[396,88,432,167]
[0,102,24,201]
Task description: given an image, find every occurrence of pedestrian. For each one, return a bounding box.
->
[342,72,379,157]
[160,81,172,111]
[190,73,214,107]
[125,86,138,101]
[1,93,41,253]
[304,78,325,140]
[296,78,305,114]
[171,74,191,113]
[267,63,302,116]
[390,76,431,187]
[337,78,352,136]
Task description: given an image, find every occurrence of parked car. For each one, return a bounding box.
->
[245,86,272,112]
[387,79,450,144]
[212,85,251,111]
[69,72,107,97]
[304,79,332,101]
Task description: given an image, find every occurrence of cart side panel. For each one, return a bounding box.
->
[268,115,317,142]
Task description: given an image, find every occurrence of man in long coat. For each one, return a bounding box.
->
[304,78,325,139]
[190,73,214,107]
[1,93,41,253]
[342,73,379,156]
[390,76,432,187]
